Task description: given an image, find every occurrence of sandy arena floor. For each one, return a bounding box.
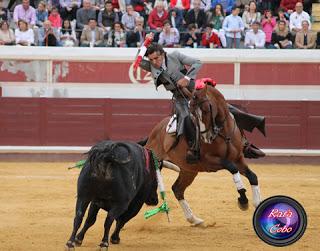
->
[0,162,319,251]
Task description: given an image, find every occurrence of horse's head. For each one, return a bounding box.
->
[190,85,217,144]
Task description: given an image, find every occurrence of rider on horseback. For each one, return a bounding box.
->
[137,34,265,164]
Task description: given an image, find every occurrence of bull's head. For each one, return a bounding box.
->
[88,142,132,180]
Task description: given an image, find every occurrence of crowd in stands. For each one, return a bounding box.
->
[0,0,319,48]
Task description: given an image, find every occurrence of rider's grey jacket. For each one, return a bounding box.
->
[139,50,202,138]
[140,50,202,95]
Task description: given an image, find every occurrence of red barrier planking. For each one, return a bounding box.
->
[0,98,320,149]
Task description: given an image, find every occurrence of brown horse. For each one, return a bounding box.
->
[145,83,262,226]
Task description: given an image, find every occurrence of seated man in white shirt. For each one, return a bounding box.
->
[289,2,311,35]
[158,20,180,47]
[244,21,265,49]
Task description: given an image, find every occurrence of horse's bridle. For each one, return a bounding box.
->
[192,95,236,146]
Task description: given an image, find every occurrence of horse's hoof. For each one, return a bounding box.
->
[238,199,249,211]
[74,237,82,246]
[187,216,204,226]
[99,242,109,251]
[65,241,75,251]
[110,236,120,244]
[193,221,207,228]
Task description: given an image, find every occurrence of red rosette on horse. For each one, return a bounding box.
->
[195,78,217,90]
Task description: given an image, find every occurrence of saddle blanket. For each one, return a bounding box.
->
[166,114,177,134]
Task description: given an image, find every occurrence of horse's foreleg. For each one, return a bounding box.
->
[172,171,204,226]
[234,157,261,208]
[236,158,262,208]
[221,159,249,210]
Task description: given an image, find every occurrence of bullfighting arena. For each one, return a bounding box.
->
[0,162,318,251]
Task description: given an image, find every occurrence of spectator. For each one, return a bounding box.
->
[13,0,36,27]
[158,20,180,47]
[59,0,81,21]
[148,0,169,40]
[185,0,206,30]
[15,19,35,45]
[0,20,15,45]
[270,20,293,48]
[47,0,61,12]
[257,0,273,13]
[121,4,140,32]
[59,19,77,46]
[295,20,316,49]
[289,2,311,34]
[191,0,211,11]
[277,7,289,27]
[132,0,148,22]
[280,0,302,15]
[244,21,265,48]
[202,23,221,48]
[206,3,224,30]
[38,20,59,46]
[182,23,200,47]
[126,16,145,47]
[76,0,96,30]
[98,1,119,33]
[35,1,48,28]
[48,6,62,29]
[236,0,250,14]
[8,0,36,11]
[170,0,191,12]
[303,0,312,15]
[111,0,126,13]
[0,0,11,22]
[242,0,261,32]
[169,8,184,31]
[211,0,235,15]
[206,3,226,47]
[223,5,244,48]
[80,18,105,47]
[261,9,276,46]
[90,0,105,11]
[107,21,126,47]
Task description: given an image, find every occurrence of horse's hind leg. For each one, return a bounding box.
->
[236,156,262,208]
[221,159,249,210]
[172,170,204,226]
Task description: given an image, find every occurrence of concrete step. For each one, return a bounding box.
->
[313,3,320,12]
[312,22,320,31]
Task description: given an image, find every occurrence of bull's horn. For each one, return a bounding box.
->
[112,143,132,164]
[162,160,180,172]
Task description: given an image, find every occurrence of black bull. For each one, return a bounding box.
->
[66,140,159,250]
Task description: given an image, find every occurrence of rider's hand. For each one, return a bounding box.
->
[177,77,189,88]
[146,33,154,41]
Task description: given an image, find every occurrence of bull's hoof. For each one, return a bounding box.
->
[74,237,83,246]
[99,242,109,251]
[238,197,249,211]
[65,241,75,251]
[110,235,120,244]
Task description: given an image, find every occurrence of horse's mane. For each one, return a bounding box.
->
[205,85,229,114]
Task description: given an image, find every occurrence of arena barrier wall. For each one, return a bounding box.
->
[0,47,319,153]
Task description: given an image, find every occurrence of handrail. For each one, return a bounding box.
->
[0,47,319,63]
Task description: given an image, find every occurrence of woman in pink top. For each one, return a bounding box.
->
[48,6,62,29]
[261,9,276,45]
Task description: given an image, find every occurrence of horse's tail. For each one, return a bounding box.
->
[137,137,148,146]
